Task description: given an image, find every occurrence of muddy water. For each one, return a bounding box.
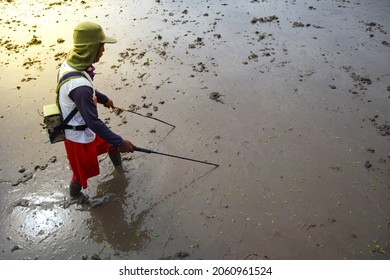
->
[0,0,389,260]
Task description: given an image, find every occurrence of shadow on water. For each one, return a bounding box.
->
[87,161,218,256]
[87,168,151,253]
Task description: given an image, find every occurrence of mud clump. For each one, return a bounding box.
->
[364,21,386,34]
[364,160,372,169]
[162,251,189,260]
[350,72,372,85]
[23,58,41,69]
[377,124,390,136]
[209,92,224,103]
[292,22,323,29]
[18,166,26,173]
[11,171,33,186]
[293,22,307,28]
[189,37,204,49]
[192,62,208,73]
[367,115,390,136]
[251,15,279,24]
[26,35,42,47]
[0,39,22,52]
[54,52,67,62]
[248,52,259,60]
[11,245,22,252]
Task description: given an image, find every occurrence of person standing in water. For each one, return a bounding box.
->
[58,21,135,197]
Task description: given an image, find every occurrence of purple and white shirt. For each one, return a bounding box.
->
[58,61,123,146]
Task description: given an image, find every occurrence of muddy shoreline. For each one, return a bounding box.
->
[0,0,389,260]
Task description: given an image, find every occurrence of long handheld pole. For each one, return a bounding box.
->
[113,105,176,128]
[134,147,219,167]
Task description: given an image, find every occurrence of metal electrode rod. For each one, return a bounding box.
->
[113,105,176,128]
[134,147,219,167]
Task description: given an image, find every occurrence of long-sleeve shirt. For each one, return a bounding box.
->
[68,86,123,146]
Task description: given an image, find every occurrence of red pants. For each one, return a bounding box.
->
[64,135,115,188]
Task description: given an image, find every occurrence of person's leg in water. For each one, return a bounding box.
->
[108,149,122,167]
[65,135,123,197]
[69,177,82,197]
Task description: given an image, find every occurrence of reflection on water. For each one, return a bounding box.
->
[88,168,150,252]
[7,192,68,243]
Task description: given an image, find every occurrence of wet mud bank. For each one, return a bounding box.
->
[0,0,389,260]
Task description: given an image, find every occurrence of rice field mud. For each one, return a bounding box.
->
[0,0,389,260]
